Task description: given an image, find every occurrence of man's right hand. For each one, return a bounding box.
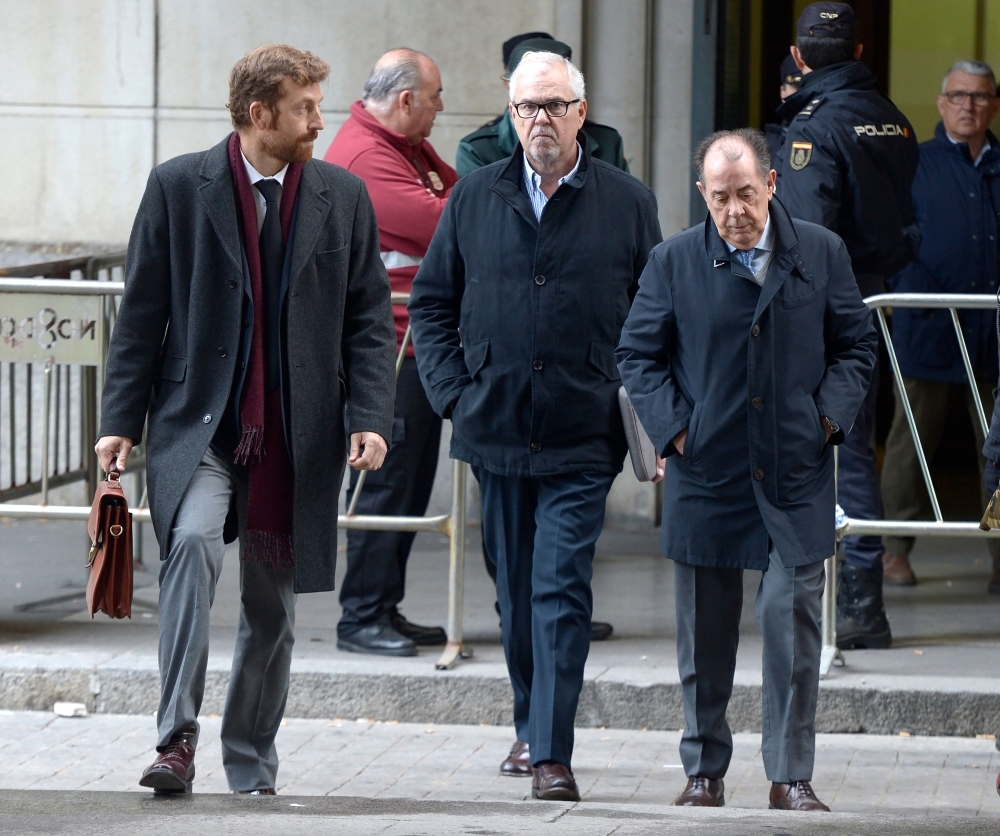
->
[673,428,688,457]
[95,436,134,474]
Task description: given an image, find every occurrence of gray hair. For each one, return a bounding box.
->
[693,128,771,184]
[362,49,428,111]
[509,50,586,103]
[942,59,997,92]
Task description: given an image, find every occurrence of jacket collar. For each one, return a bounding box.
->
[703,195,807,320]
[490,131,593,226]
[348,100,427,156]
[199,133,331,283]
[778,60,876,120]
[933,120,1000,169]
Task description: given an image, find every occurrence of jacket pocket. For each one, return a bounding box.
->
[463,339,489,378]
[157,354,186,383]
[588,340,620,380]
[685,401,703,466]
[316,244,350,266]
[782,288,818,309]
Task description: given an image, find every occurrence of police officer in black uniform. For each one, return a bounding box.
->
[776,2,920,650]
[763,54,803,165]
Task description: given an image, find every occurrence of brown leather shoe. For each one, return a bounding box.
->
[500,739,531,777]
[769,781,830,811]
[139,737,195,794]
[673,776,724,806]
[882,552,917,586]
[531,762,580,801]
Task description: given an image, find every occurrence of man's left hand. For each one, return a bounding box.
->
[349,432,388,471]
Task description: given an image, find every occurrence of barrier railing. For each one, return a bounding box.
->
[822,292,1000,675]
[0,278,472,670]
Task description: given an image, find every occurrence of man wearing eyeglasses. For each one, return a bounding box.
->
[408,50,661,802]
[882,60,1000,594]
[775,2,919,651]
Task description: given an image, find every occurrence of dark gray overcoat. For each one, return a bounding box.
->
[99,136,396,593]
[616,197,877,570]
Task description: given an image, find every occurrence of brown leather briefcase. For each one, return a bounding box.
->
[86,469,134,619]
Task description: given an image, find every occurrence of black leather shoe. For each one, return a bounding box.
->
[337,621,417,657]
[591,621,614,642]
[836,562,892,649]
[674,776,724,807]
[390,609,447,646]
[238,788,276,796]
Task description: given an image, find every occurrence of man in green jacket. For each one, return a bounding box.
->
[456,34,630,177]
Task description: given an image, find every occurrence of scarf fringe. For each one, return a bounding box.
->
[242,529,294,571]
[233,424,265,465]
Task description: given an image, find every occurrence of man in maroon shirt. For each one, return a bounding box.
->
[325,49,458,656]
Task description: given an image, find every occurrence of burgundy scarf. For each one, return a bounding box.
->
[227,132,302,570]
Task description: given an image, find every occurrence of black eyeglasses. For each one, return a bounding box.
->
[943,90,997,106]
[512,99,581,118]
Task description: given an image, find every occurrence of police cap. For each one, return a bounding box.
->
[502,32,554,68]
[797,2,856,40]
[506,37,573,76]
[780,53,803,86]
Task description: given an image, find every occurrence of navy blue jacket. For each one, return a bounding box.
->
[616,197,877,569]
[408,137,662,477]
[776,61,919,295]
[890,122,1000,384]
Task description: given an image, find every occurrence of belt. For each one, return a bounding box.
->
[380,251,424,270]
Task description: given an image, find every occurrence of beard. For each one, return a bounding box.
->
[261,126,318,164]
[527,126,561,166]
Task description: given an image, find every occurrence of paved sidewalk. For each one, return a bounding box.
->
[1,711,997,818]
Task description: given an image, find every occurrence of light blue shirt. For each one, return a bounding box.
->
[725,212,775,286]
[522,143,583,220]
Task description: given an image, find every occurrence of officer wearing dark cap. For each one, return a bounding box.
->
[455,34,629,177]
[776,1,920,651]
[763,54,804,166]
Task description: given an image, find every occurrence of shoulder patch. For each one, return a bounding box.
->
[789,141,813,170]
[793,95,826,120]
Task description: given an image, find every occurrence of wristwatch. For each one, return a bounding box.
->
[821,416,840,435]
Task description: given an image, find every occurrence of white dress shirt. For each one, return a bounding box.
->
[241,149,288,235]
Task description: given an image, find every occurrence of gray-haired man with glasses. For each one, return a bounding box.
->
[883,60,1000,592]
[409,49,661,802]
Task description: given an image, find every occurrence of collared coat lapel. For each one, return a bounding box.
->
[289,161,333,284]
[197,139,243,277]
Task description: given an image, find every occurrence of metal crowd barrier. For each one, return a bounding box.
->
[821,292,1000,676]
[0,275,472,670]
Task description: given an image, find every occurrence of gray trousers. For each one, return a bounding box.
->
[881,375,1000,565]
[674,552,824,783]
[156,448,296,792]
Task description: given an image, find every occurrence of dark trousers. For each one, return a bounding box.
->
[674,553,824,783]
[881,374,1000,564]
[339,359,442,630]
[838,360,885,569]
[475,466,616,767]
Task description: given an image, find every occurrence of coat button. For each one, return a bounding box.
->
[531,442,542,452]
[240,362,245,370]
[752,397,762,408]
[533,360,543,371]
[228,279,238,289]
[534,275,546,285]
[203,414,212,424]
[754,468,764,480]
[243,320,249,329]
[218,347,227,358]
[751,324,760,337]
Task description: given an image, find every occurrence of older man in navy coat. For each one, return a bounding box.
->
[409,51,661,802]
[617,128,876,812]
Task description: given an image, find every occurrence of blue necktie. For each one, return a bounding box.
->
[736,248,755,270]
